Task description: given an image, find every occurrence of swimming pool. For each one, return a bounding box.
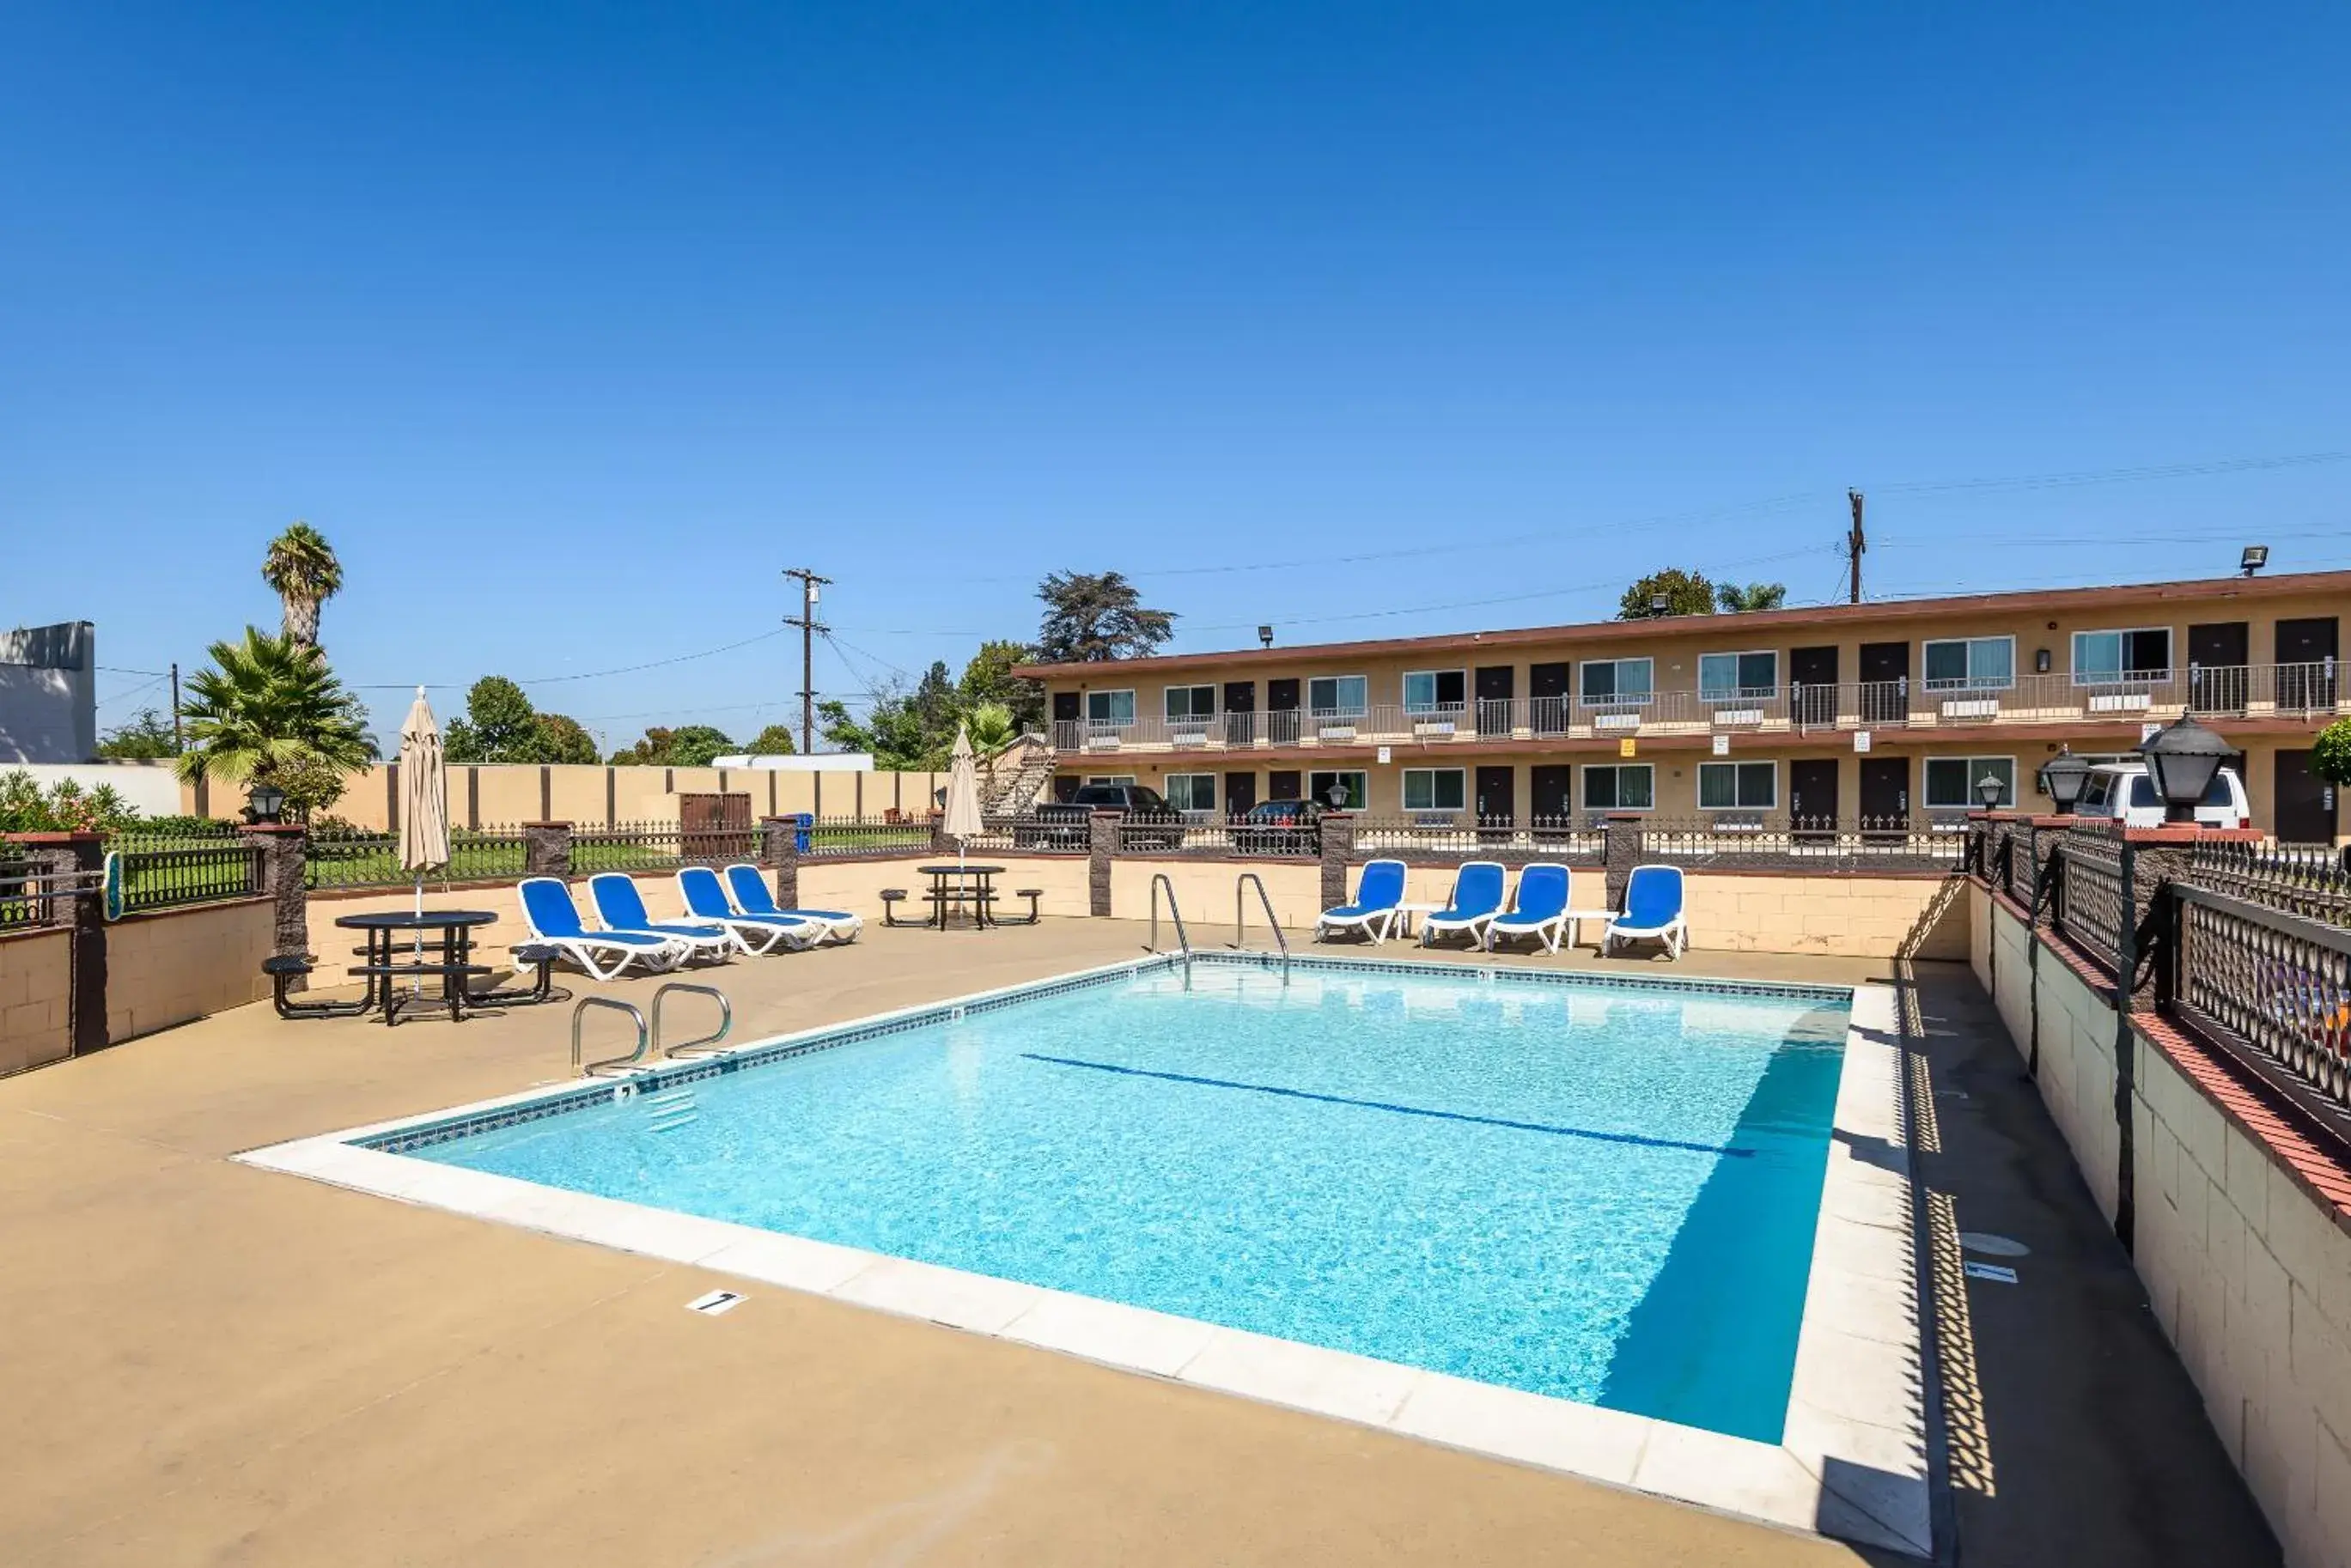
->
[247,953,1930,1553]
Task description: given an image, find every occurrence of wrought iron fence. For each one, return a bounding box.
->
[1352,815,1604,862]
[2169,883,2351,1113]
[570,820,758,872]
[116,841,265,914]
[2050,827,2129,975]
[801,815,934,859]
[1,857,39,930]
[1108,811,1319,858]
[1639,816,1964,871]
[303,824,534,890]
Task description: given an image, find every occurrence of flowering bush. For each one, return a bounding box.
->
[0,770,143,836]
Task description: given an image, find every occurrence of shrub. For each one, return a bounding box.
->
[2313,717,2351,788]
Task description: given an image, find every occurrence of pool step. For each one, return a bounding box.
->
[643,1086,698,1133]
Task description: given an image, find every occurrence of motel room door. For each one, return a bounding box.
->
[1475,666,1515,738]
[1267,678,1301,744]
[2278,617,2341,711]
[1531,765,1572,822]
[1790,647,1838,728]
[1051,690,1080,740]
[1859,641,1909,726]
[1788,758,1840,830]
[1475,766,1515,826]
[2188,621,2251,714]
[2275,751,2339,845]
[1224,772,1258,817]
[1222,680,1257,745]
[1859,757,1909,832]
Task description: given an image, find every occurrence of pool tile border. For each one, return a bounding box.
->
[237,959,1929,1558]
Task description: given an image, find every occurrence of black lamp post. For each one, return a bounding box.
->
[246,781,286,824]
[1325,780,1352,810]
[2134,714,2234,824]
[2037,746,2091,814]
[1975,771,2008,811]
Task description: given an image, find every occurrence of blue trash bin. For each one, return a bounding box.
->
[794,811,813,854]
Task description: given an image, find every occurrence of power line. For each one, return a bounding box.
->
[344,626,795,691]
[783,568,831,755]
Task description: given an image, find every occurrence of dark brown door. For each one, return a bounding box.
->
[1530,661,1569,735]
[1475,666,1515,737]
[1790,646,1838,727]
[1860,757,1909,829]
[1222,680,1256,744]
[1266,678,1301,744]
[1052,775,1081,803]
[1788,759,1840,829]
[1224,772,1258,817]
[1859,642,1908,726]
[2277,618,2340,711]
[2188,623,2251,713]
[1051,690,1080,738]
[1475,766,1515,825]
[1268,769,1301,801]
[2275,750,2339,844]
[1531,764,1571,821]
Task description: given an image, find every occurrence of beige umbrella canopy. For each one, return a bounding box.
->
[398,688,450,899]
[941,721,984,865]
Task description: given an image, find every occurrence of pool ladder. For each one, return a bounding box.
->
[1148,872,1193,988]
[1233,872,1291,987]
[570,982,733,1078]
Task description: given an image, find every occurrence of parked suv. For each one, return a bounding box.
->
[1059,782,1185,851]
[1233,798,1326,856]
[2071,763,2250,830]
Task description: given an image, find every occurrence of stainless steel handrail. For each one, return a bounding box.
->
[572,996,649,1076]
[1233,872,1290,987]
[654,982,734,1058]
[1148,872,1192,986]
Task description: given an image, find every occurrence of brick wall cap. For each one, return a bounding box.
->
[520,820,573,830]
[3,830,102,844]
[236,824,308,837]
[2119,825,2264,845]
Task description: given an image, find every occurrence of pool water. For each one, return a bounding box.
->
[414,964,1850,1441]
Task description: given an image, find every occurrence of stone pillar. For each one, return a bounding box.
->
[238,824,309,993]
[1602,812,1644,913]
[521,821,572,878]
[8,831,106,1055]
[1087,811,1118,917]
[759,816,800,909]
[1319,811,1357,912]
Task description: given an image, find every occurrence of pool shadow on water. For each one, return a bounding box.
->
[1594,1002,1849,1444]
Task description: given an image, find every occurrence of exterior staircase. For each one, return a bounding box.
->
[984,734,1057,815]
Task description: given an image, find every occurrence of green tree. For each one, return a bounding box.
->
[0,770,141,834]
[743,723,798,756]
[1617,568,1717,620]
[445,677,541,763]
[664,726,734,767]
[1035,571,1176,662]
[534,713,600,765]
[964,701,1016,756]
[96,707,180,759]
[608,726,673,766]
[1715,581,1788,613]
[174,628,375,818]
[960,639,1044,733]
[818,689,939,769]
[260,522,345,649]
[2313,717,2351,788]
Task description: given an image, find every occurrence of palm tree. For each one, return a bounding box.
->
[261,522,344,647]
[175,628,375,814]
[1715,580,1788,613]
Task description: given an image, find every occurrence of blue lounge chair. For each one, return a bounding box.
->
[1485,863,1573,954]
[1316,858,1407,944]
[722,863,864,945]
[1605,865,1689,958]
[588,872,736,963]
[676,866,817,955]
[1420,860,1506,947]
[515,878,685,981]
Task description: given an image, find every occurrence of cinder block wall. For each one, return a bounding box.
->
[1972,884,2351,1568]
[0,928,73,1076]
[104,898,274,1043]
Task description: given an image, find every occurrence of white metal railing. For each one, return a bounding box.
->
[1050,661,2343,752]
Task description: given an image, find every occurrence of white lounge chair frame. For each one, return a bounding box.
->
[722,864,864,945]
[674,868,814,955]
[515,877,686,981]
[588,872,737,963]
[1483,863,1574,955]
[1420,860,1507,947]
[1602,864,1690,958]
[1314,858,1408,945]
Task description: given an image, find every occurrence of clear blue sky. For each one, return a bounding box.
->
[5,3,2347,750]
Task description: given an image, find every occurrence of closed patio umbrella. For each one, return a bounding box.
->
[398,687,450,917]
[941,721,984,866]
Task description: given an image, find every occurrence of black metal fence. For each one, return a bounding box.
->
[1,856,39,930]
[303,824,535,890]
[2050,827,2129,975]
[1353,815,1605,863]
[1640,816,1964,872]
[115,841,265,915]
[1112,811,1324,859]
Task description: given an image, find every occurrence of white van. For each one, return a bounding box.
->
[2071,763,2250,830]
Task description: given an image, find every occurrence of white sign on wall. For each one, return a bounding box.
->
[1712,733,1730,757]
[1855,731,1873,754]
[1377,745,1392,765]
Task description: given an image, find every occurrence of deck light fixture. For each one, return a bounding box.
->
[2240,545,2269,576]
[2134,714,2233,824]
[245,781,286,824]
[1649,592,1671,617]
[1258,625,1274,647]
[1975,772,2008,810]
[2037,746,2091,813]
[1324,781,1351,810]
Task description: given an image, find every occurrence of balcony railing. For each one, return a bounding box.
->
[1053,661,2345,752]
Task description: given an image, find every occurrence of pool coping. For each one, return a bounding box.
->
[234,953,1931,1558]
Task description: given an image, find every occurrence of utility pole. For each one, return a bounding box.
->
[782,568,831,755]
[1846,489,1867,605]
[169,662,183,752]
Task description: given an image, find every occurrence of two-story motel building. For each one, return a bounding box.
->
[1020,569,2348,842]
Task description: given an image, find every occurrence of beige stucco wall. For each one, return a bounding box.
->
[1678,872,1966,959]
[1109,860,1326,931]
[1973,884,2351,1567]
[0,928,73,1076]
[104,897,275,1044]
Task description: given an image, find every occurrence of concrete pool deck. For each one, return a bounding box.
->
[0,920,2278,1565]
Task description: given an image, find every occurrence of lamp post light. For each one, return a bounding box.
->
[1975,772,2008,811]
[245,781,286,824]
[1649,592,1671,618]
[2037,745,2091,814]
[2134,714,2234,824]
[1325,781,1351,811]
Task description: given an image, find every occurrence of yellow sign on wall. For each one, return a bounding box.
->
[1618,738,1637,758]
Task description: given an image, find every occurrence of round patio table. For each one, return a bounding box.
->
[333,909,499,1024]
[915,864,1006,930]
